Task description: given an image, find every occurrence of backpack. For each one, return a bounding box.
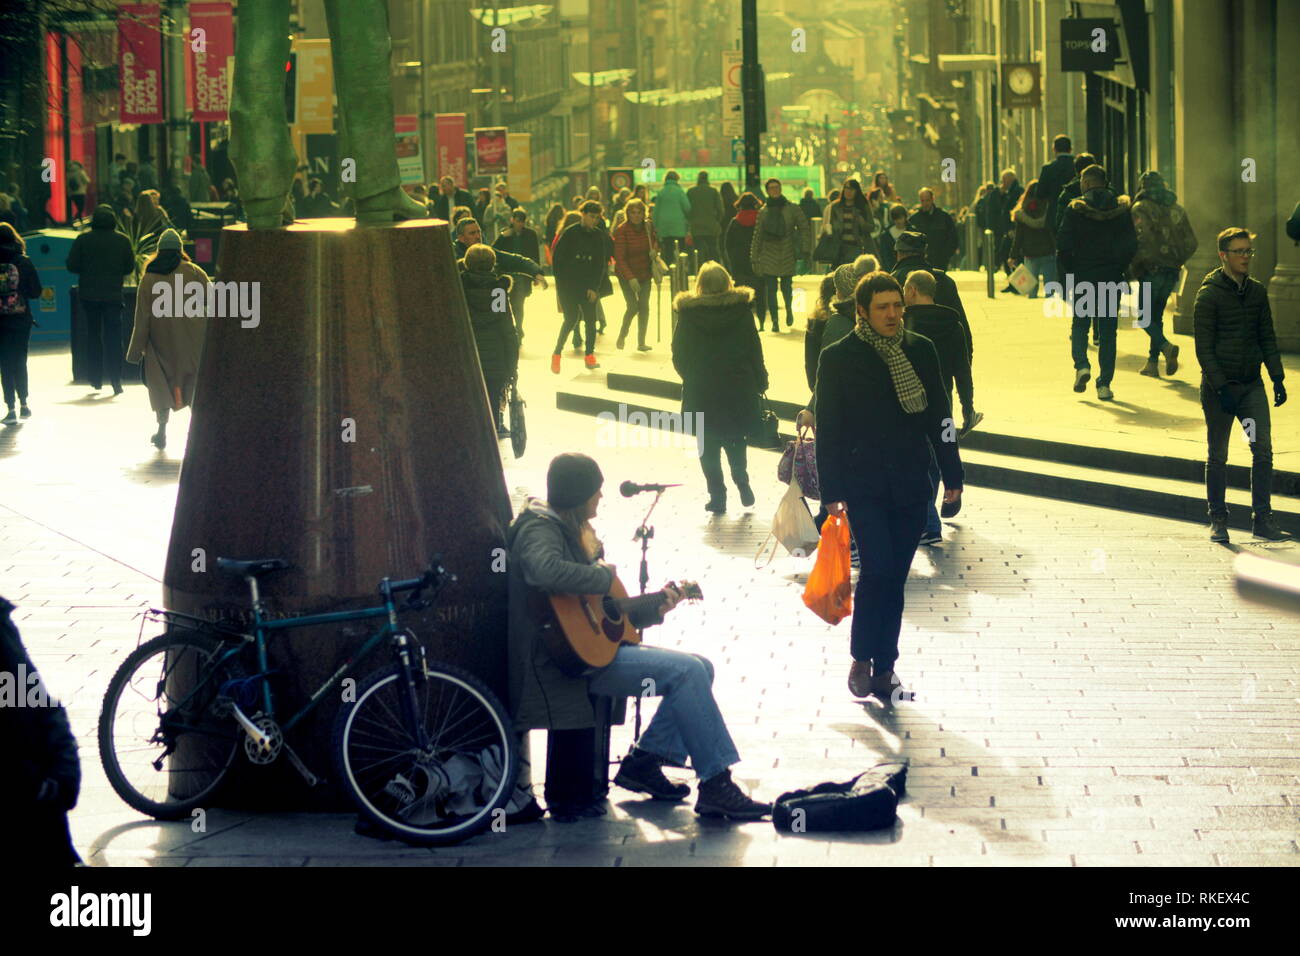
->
[0,262,25,315]
[772,762,908,833]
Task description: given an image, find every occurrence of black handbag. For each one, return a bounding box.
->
[813,232,838,263]
[508,380,526,458]
[753,393,781,449]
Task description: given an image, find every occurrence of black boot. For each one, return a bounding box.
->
[695,769,770,820]
[705,494,726,514]
[613,747,690,801]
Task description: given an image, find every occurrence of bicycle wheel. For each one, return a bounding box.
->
[334,659,517,846]
[99,631,244,819]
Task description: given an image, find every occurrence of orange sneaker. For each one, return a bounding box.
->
[551,353,561,374]
[584,354,599,369]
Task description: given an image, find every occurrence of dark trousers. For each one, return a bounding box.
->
[483,374,507,430]
[699,436,749,499]
[1201,378,1273,518]
[508,284,528,334]
[617,277,652,346]
[763,275,794,325]
[694,235,720,264]
[1071,309,1118,387]
[82,299,125,390]
[1142,267,1179,360]
[843,497,928,669]
[0,321,32,408]
[554,296,599,355]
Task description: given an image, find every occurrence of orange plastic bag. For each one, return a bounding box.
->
[802,513,853,625]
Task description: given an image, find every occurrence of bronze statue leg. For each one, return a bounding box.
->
[229,0,298,229]
[322,0,427,224]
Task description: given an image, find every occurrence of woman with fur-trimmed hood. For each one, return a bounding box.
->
[671,262,769,513]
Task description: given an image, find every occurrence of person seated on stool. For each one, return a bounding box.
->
[505,452,771,821]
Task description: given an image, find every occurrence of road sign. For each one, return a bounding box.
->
[721,50,743,137]
[731,138,744,164]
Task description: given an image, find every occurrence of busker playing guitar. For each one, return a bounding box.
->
[506,452,770,821]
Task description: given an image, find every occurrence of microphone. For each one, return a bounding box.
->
[620,480,682,497]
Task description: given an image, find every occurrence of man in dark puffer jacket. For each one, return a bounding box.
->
[459,244,520,438]
[1056,164,1136,401]
[1194,226,1288,543]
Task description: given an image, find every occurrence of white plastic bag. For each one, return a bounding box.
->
[755,477,820,567]
[1008,261,1037,295]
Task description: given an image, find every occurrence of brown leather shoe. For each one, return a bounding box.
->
[848,660,872,698]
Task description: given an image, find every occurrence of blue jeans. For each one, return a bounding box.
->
[587,644,740,781]
[1024,255,1057,299]
[1142,267,1179,360]
[923,447,942,537]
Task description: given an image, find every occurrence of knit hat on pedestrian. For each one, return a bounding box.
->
[894,231,927,256]
[157,228,182,252]
[832,263,859,302]
[547,453,604,510]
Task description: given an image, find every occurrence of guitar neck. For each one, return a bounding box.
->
[618,589,670,618]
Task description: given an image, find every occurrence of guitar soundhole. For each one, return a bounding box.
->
[601,597,624,643]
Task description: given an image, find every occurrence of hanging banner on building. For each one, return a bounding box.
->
[395,114,423,186]
[435,113,468,187]
[189,2,233,121]
[473,127,509,177]
[295,39,334,132]
[507,132,533,201]
[721,50,743,137]
[118,4,163,124]
[1060,18,1119,72]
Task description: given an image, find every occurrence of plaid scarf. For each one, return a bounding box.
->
[854,322,928,413]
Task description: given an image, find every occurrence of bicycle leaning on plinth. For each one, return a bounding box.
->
[97,555,517,846]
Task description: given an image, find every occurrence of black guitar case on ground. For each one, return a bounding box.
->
[544,697,615,814]
[772,761,908,833]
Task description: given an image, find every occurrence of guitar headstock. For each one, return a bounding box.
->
[665,580,703,602]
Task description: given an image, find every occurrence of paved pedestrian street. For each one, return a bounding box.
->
[3,302,1297,868]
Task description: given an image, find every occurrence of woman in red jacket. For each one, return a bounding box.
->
[611,198,659,351]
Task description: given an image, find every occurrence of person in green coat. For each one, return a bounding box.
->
[651,170,691,265]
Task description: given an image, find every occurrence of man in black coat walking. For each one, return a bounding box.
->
[903,269,978,548]
[1037,134,1075,236]
[815,272,964,703]
[890,232,973,358]
[908,188,960,270]
[431,175,473,221]
[1194,226,1288,543]
[1056,164,1136,402]
[493,208,546,338]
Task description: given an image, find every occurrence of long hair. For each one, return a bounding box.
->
[834,178,869,215]
[550,502,602,561]
[809,273,836,326]
[719,181,737,205]
[1014,178,1041,216]
[0,221,24,253]
[544,202,565,238]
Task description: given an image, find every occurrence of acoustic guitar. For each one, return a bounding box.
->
[531,575,703,677]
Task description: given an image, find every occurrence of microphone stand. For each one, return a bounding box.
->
[630,489,665,742]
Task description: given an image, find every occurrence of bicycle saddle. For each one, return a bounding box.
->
[216,557,292,577]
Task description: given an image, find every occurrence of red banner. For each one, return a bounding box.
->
[474,127,508,178]
[189,2,233,122]
[435,113,467,188]
[118,4,163,124]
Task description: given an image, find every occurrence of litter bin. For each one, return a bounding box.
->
[21,229,79,344]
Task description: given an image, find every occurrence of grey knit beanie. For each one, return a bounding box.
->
[157,228,182,252]
[832,263,858,302]
[547,453,604,510]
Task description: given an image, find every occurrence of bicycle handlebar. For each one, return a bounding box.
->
[387,557,456,611]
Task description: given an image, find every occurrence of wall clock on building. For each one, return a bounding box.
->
[1001,63,1041,108]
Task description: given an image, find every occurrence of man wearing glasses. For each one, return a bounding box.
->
[1193,227,1288,542]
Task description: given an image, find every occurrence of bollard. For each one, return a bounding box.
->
[966,216,978,273]
[984,229,996,299]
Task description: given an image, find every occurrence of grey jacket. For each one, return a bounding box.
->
[506,499,662,730]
